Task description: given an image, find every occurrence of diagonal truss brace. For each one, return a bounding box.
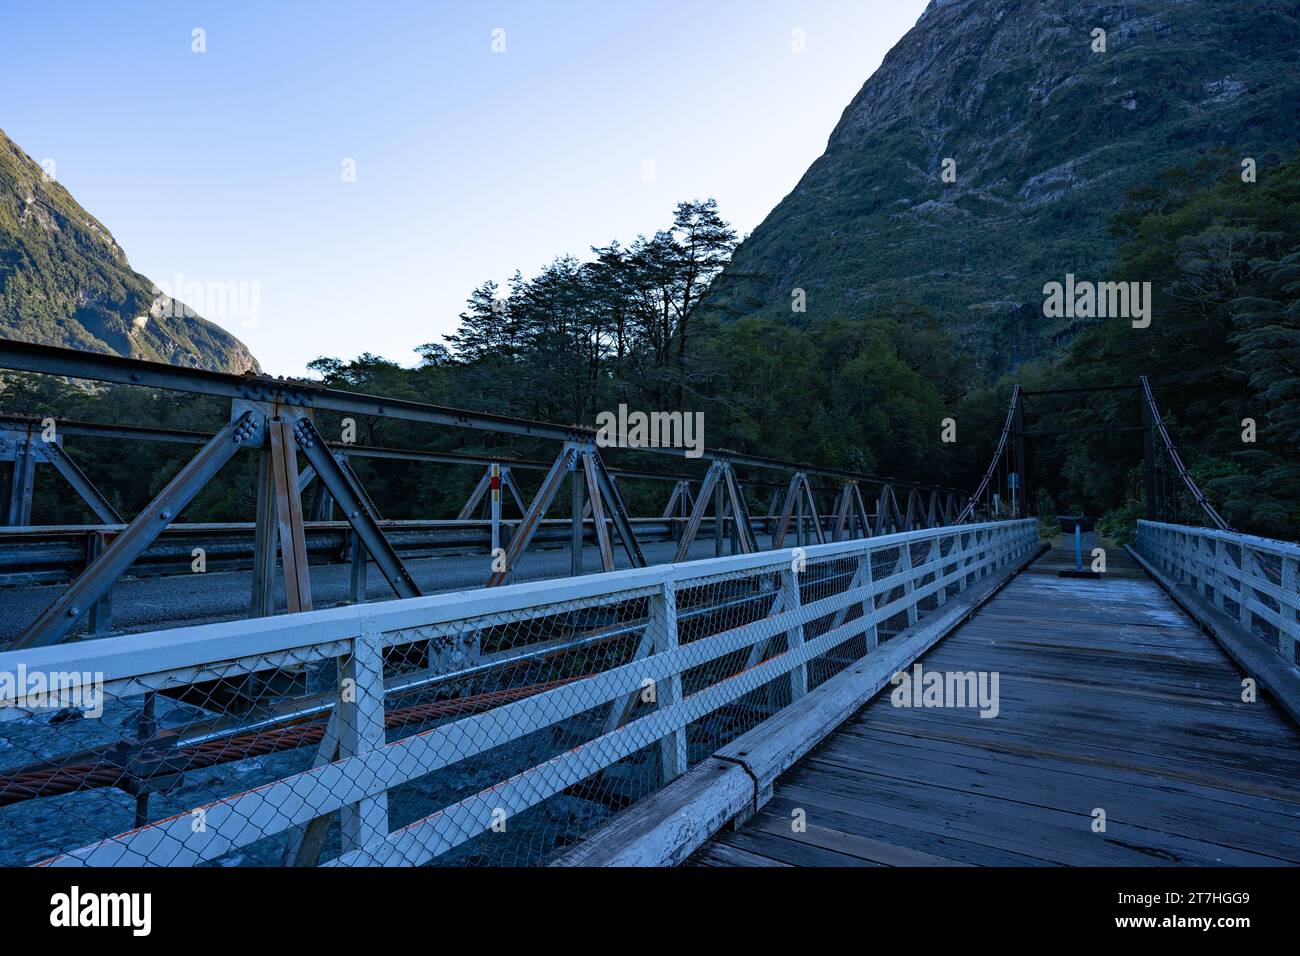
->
[36,438,123,525]
[12,412,263,649]
[289,416,421,600]
[487,444,577,587]
[487,443,646,586]
[662,480,694,521]
[268,419,313,613]
[586,449,647,569]
[771,471,826,550]
[875,485,904,536]
[830,480,871,542]
[672,458,758,561]
[457,465,527,520]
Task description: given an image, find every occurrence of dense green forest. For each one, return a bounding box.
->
[2,159,1297,540]
[1016,155,1300,540]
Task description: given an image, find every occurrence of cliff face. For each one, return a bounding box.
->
[716,0,1300,374]
[0,128,259,373]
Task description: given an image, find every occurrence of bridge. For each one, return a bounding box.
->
[0,341,1295,867]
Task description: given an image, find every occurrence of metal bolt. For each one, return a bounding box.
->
[68,606,80,617]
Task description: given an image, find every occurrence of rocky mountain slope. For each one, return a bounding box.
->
[0,128,258,373]
[715,0,1300,375]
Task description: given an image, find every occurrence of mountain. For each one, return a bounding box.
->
[0,128,259,373]
[714,0,1300,376]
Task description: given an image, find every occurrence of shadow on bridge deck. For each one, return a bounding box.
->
[690,540,1300,866]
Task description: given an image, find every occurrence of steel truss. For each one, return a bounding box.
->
[0,340,976,645]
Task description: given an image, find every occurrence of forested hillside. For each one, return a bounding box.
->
[0,128,259,374]
[5,156,1295,540]
[712,0,1300,376]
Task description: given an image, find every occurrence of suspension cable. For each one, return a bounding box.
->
[1140,376,1230,531]
[956,385,1020,524]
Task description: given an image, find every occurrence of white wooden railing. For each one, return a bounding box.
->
[0,519,1038,867]
[1134,520,1300,666]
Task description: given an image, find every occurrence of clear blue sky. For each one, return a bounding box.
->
[0,0,927,374]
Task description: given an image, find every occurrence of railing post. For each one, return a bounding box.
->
[652,580,686,784]
[861,551,878,652]
[1282,555,1299,664]
[1235,544,1253,631]
[779,568,807,699]
[338,613,389,854]
[898,541,918,626]
[930,537,947,608]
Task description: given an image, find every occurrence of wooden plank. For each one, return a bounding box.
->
[1128,543,1300,728]
[714,544,1040,796]
[743,814,970,867]
[552,533,1043,867]
[775,769,1285,866]
[552,759,753,867]
[708,828,879,867]
[728,791,1051,867]
[842,725,1300,816]
[849,709,1300,800]
[801,748,1300,860]
[702,540,1300,867]
[689,841,792,867]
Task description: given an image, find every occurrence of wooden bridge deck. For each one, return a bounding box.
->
[691,541,1300,867]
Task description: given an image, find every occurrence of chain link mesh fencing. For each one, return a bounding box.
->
[1135,521,1299,667]
[0,519,1037,866]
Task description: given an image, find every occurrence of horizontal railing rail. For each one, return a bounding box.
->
[0,516,732,588]
[0,518,1037,867]
[1134,520,1299,666]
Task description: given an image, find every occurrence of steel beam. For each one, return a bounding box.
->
[269,419,313,613]
[672,460,722,562]
[904,489,924,531]
[38,439,122,525]
[832,481,872,541]
[581,451,615,572]
[586,448,647,569]
[487,444,577,587]
[11,412,261,649]
[570,463,585,576]
[291,418,420,599]
[772,472,824,549]
[720,464,758,554]
[0,341,966,495]
[250,448,278,617]
[85,531,113,635]
[457,468,494,521]
[770,473,803,550]
[876,485,903,536]
[3,436,36,526]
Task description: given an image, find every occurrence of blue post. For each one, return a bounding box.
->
[1074,523,1083,571]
